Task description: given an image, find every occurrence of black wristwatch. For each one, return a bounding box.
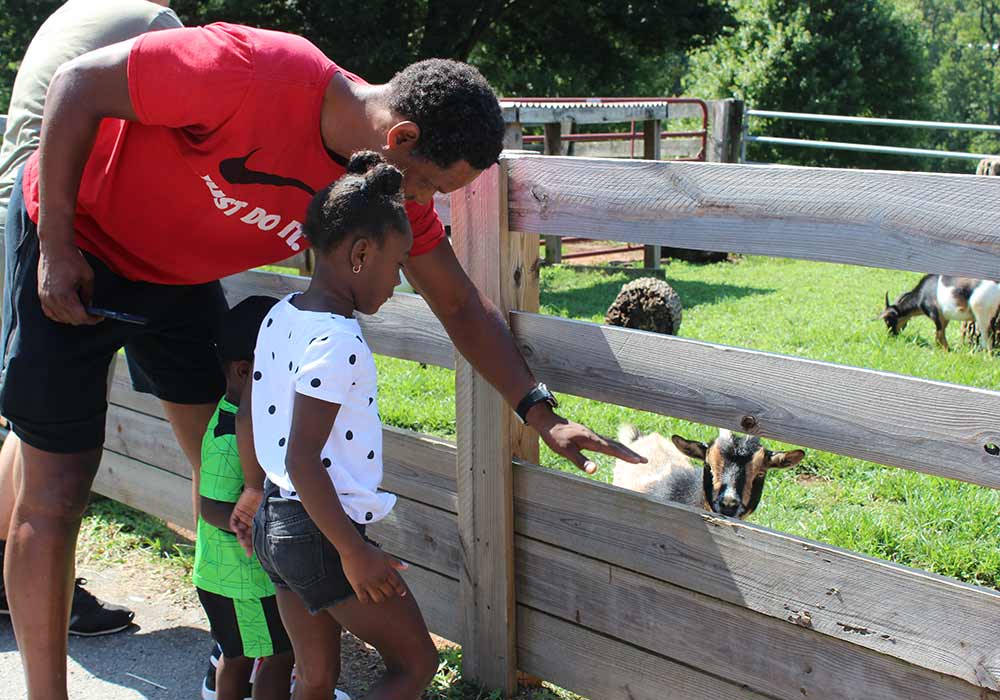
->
[515,383,558,424]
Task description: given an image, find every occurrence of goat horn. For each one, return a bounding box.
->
[884,292,891,308]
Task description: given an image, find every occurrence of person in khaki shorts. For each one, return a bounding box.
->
[0,0,180,638]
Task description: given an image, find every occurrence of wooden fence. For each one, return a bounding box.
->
[97,152,1000,700]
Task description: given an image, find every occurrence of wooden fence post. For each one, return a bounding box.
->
[503,122,524,150]
[708,98,744,163]
[642,119,662,270]
[451,159,540,696]
[542,123,563,264]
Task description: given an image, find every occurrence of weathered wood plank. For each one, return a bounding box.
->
[401,564,461,645]
[93,451,193,527]
[380,429,457,513]
[517,537,990,700]
[513,462,1000,690]
[517,607,769,700]
[93,448,462,648]
[221,271,455,369]
[505,154,1000,278]
[109,355,165,418]
[513,312,1000,489]
[368,497,459,577]
[452,162,519,693]
[106,383,458,510]
[104,404,189,479]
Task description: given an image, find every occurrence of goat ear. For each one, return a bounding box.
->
[768,449,805,470]
[671,434,708,461]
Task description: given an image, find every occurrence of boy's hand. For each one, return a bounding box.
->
[341,542,409,605]
[229,486,264,556]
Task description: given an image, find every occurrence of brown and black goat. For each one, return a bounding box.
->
[880,275,1000,351]
[613,425,805,520]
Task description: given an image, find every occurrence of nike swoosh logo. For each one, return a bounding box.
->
[218,148,316,195]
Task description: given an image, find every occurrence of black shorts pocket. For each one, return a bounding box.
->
[266,532,326,590]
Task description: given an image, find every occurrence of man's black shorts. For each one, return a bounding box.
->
[0,167,227,453]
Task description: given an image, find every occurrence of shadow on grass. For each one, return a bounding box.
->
[541,266,775,320]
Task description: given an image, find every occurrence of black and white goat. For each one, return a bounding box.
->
[880,275,1000,351]
[613,425,805,520]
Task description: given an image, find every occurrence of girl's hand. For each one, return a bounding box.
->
[341,542,409,604]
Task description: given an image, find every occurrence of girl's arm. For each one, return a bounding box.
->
[286,392,408,605]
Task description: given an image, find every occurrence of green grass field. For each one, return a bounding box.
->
[377,256,1000,590]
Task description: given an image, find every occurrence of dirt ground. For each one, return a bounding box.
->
[0,551,441,699]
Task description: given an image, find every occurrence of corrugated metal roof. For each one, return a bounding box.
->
[500,99,680,109]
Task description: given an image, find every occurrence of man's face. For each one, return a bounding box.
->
[387,151,482,206]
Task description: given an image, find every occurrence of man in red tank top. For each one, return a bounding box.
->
[0,24,643,699]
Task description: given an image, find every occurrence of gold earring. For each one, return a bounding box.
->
[352,264,362,274]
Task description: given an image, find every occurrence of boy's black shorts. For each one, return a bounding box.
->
[196,588,292,659]
[0,167,227,453]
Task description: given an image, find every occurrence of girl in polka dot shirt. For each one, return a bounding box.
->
[248,152,438,699]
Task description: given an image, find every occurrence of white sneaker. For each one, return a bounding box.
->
[334,690,351,700]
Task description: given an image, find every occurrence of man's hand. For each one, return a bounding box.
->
[528,403,646,474]
[229,486,264,556]
[341,541,409,605]
[37,241,101,325]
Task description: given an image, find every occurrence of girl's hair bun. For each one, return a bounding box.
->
[345,150,404,197]
[345,150,385,175]
[365,163,404,196]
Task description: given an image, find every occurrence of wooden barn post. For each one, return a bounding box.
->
[708,98,744,163]
[451,157,540,696]
[642,118,663,269]
[541,122,563,264]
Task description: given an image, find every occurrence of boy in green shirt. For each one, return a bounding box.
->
[194,295,293,700]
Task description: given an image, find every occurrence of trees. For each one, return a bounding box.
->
[172,0,730,95]
[0,0,61,112]
[685,0,929,169]
[896,0,1000,165]
[0,0,730,112]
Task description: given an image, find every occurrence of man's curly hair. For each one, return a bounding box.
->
[387,59,504,171]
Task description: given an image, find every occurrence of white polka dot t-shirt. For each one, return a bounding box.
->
[251,294,395,524]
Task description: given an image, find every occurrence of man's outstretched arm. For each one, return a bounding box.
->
[405,240,645,472]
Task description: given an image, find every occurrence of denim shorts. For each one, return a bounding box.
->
[252,483,373,615]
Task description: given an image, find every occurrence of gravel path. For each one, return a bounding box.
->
[0,562,211,700]
[0,557,407,700]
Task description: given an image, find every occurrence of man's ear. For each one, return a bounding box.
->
[386,121,420,150]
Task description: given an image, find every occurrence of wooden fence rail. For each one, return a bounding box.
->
[92,151,1000,700]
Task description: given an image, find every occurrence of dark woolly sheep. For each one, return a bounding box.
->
[605,277,682,335]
